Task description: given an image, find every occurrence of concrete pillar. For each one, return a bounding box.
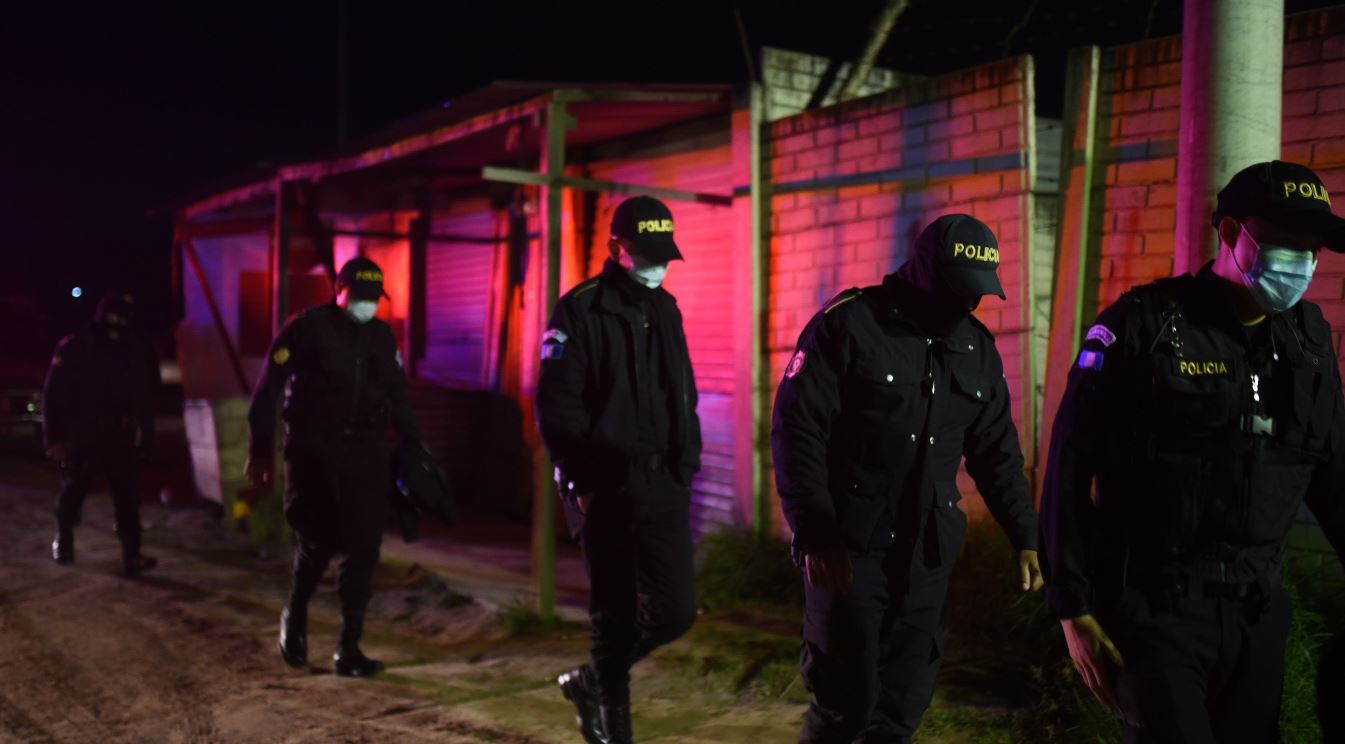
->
[1175,0,1284,275]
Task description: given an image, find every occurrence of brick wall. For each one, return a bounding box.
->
[1091,36,1182,314]
[766,57,1037,523]
[761,47,924,122]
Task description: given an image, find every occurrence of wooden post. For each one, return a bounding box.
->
[749,84,773,540]
[271,179,292,508]
[533,99,570,621]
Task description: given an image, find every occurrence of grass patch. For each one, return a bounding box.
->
[941,520,1118,742]
[653,619,799,698]
[498,603,587,638]
[695,528,804,612]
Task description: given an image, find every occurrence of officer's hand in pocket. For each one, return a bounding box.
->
[805,545,854,594]
[1061,614,1126,712]
[244,456,273,488]
[1018,549,1045,592]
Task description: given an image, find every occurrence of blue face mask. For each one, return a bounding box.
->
[1237,225,1317,313]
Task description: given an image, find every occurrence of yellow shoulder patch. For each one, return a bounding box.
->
[272,347,291,365]
[824,290,861,314]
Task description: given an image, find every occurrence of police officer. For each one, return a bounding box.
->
[245,256,421,678]
[773,214,1042,743]
[1040,161,1345,742]
[538,196,702,744]
[43,291,160,577]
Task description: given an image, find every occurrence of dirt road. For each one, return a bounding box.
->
[0,460,816,743]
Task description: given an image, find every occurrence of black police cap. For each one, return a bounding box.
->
[1213,160,1345,252]
[610,196,684,263]
[336,257,390,300]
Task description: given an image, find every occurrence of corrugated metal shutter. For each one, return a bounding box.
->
[421,206,497,389]
[586,125,738,538]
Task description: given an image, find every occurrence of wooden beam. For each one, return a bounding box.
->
[482,166,734,207]
[550,86,731,104]
[286,95,552,184]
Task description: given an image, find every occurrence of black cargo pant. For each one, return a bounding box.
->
[56,445,143,557]
[575,459,697,707]
[1099,584,1293,744]
[799,502,964,744]
[283,439,389,622]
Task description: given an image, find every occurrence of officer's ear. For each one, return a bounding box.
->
[1217,216,1243,253]
[608,238,621,262]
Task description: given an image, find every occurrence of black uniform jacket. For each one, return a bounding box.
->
[1040,264,1345,619]
[537,269,702,494]
[248,302,419,459]
[43,327,159,453]
[772,274,1037,558]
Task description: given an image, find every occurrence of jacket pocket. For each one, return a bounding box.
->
[926,481,967,570]
[832,463,894,550]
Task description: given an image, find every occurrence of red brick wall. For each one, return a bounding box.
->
[1092,36,1182,313]
[766,57,1037,521]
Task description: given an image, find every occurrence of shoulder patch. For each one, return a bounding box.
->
[541,328,568,361]
[824,289,862,314]
[272,347,291,365]
[1077,349,1105,371]
[785,350,807,379]
[1085,324,1117,348]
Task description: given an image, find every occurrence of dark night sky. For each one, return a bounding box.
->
[1,0,1336,346]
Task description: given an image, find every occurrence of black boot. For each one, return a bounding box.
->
[278,607,308,668]
[123,553,157,578]
[600,704,633,744]
[333,610,384,678]
[559,665,607,744]
[52,525,74,564]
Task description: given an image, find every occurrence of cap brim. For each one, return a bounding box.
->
[631,238,684,263]
[348,285,388,301]
[942,268,1006,300]
[1316,213,1345,252]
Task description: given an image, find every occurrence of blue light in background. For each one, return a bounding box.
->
[71,286,82,298]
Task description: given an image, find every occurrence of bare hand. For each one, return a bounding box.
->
[1019,549,1045,592]
[244,456,273,488]
[1061,614,1126,711]
[805,545,854,593]
[45,443,70,463]
[576,492,595,514]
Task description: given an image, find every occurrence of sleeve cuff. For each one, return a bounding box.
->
[1046,586,1092,619]
[789,517,844,555]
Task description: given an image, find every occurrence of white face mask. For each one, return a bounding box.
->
[348,300,378,323]
[619,249,669,289]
